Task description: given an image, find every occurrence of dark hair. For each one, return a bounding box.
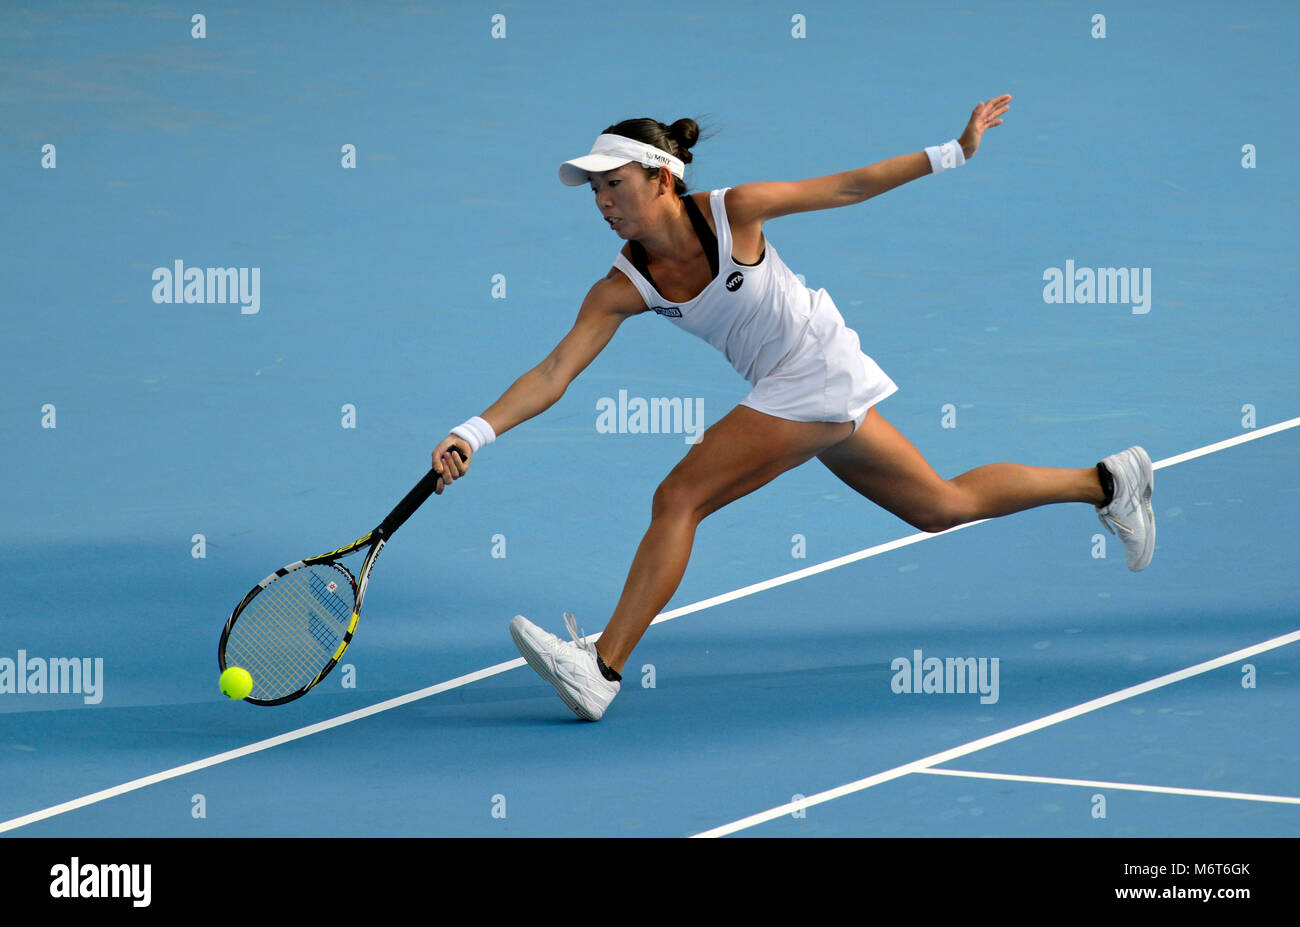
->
[602,117,703,196]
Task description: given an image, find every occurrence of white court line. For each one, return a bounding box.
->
[691,628,1300,837]
[648,415,1300,630]
[2,417,1297,835]
[0,657,524,835]
[915,767,1300,806]
[1151,415,1300,470]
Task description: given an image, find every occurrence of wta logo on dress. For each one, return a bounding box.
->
[725,272,744,292]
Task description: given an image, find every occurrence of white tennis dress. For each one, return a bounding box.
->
[613,187,896,430]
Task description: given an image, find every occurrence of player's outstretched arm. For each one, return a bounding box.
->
[727,93,1012,224]
[431,270,641,489]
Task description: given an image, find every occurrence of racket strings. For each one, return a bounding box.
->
[225,563,357,700]
[233,571,350,698]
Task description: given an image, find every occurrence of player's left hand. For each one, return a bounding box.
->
[958,93,1012,160]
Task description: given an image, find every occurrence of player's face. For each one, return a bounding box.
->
[590,164,659,239]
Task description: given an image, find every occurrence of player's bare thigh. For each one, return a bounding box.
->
[655,404,854,522]
[816,406,957,530]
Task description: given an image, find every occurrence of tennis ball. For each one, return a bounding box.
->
[219,666,254,700]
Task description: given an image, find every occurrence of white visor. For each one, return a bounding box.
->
[558,133,686,187]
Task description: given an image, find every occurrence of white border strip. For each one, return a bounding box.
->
[2,417,1297,835]
[690,628,1300,837]
[916,767,1300,805]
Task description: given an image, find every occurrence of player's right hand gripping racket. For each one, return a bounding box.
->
[218,452,463,706]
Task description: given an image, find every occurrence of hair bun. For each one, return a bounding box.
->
[667,118,700,162]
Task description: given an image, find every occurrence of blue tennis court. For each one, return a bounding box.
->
[2,0,1297,875]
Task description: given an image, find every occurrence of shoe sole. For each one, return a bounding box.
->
[1130,446,1155,571]
[509,618,602,721]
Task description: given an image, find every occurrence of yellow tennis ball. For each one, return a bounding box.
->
[219,666,254,700]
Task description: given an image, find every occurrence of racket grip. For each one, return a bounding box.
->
[377,448,466,539]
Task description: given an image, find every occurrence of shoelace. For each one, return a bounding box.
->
[1097,511,1134,537]
[562,612,593,653]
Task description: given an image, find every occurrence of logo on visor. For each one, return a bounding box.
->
[726,272,744,292]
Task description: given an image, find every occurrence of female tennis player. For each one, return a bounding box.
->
[431,95,1155,721]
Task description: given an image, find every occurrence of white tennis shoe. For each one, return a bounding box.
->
[1096,446,1156,571]
[509,613,620,721]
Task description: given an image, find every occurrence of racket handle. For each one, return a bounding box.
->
[377,448,466,539]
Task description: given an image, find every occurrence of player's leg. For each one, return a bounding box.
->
[593,405,854,673]
[816,407,1107,534]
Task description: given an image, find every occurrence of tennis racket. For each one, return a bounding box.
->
[218,451,464,706]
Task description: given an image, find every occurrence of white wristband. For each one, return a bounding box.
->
[925,139,966,174]
[450,415,496,454]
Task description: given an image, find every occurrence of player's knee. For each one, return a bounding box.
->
[908,487,970,534]
[651,477,704,523]
[911,512,960,534]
